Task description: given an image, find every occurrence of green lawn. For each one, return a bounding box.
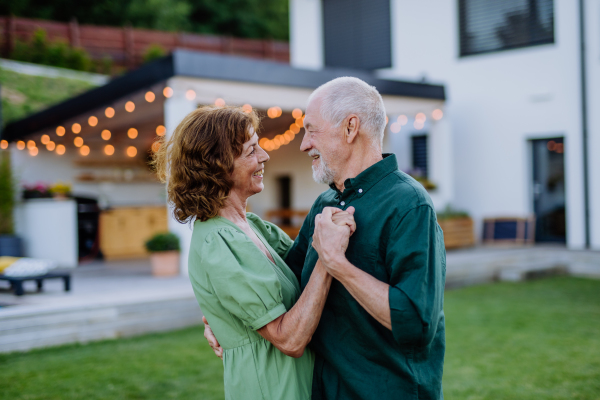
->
[1,68,97,126]
[1,277,599,400]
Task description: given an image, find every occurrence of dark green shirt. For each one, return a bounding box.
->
[285,154,446,400]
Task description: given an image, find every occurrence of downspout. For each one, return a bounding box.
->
[578,0,590,248]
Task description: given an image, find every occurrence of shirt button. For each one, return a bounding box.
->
[340,201,345,206]
[358,189,363,193]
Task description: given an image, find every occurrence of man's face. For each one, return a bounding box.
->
[300,96,344,185]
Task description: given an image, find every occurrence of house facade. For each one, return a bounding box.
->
[290,0,600,250]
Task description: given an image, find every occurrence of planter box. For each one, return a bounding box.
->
[438,217,475,249]
[150,251,180,277]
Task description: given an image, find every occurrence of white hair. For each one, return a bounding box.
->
[308,77,387,147]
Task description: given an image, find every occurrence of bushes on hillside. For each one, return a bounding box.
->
[10,29,112,73]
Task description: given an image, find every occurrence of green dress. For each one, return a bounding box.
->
[188,213,314,400]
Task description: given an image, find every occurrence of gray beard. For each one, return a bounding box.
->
[312,158,336,185]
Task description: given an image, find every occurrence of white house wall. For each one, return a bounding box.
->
[585,0,600,249]
[290,0,324,70]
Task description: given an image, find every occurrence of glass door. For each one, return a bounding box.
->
[531,138,566,243]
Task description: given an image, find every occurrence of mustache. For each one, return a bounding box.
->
[308,149,321,158]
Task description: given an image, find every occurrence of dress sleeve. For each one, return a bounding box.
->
[203,228,287,330]
[387,205,446,347]
[246,213,294,259]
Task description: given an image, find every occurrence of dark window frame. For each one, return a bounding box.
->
[458,0,555,58]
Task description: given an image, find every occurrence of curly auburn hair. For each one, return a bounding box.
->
[152,106,259,223]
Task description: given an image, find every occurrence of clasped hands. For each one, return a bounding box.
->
[312,206,356,277]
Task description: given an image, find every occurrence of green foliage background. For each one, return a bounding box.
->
[0,0,289,40]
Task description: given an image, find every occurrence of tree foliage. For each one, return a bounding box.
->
[0,0,289,40]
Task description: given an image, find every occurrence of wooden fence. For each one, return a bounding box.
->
[0,16,289,69]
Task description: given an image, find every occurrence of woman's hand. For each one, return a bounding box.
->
[203,316,223,359]
[331,206,356,235]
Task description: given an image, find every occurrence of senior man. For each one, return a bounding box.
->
[205,77,446,400]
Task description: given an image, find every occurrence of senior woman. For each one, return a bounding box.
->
[153,106,355,400]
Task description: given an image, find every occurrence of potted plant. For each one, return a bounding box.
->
[0,152,23,257]
[22,182,52,199]
[436,205,475,249]
[49,182,72,199]
[145,232,180,277]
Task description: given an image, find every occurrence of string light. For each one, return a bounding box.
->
[101,130,111,140]
[46,141,56,151]
[56,145,66,155]
[186,90,196,101]
[104,145,115,156]
[56,126,66,136]
[259,138,269,148]
[17,141,25,150]
[74,137,84,147]
[267,107,282,119]
[414,120,425,130]
[292,108,303,119]
[386,116,389,125]
[127,128,138,139]
[156,125,166,136]
[127,146,137,157]
[290,124,300,134]
[88,116,98,126]
[415,112,426,122]
[72,123,81,134]
[284,130,294,141]
[295,117,304,127]
[214,98,225,107]
[80,145,90,156]
[151,141,161,152]
[145,91,155,102]
[398,115,408,125]
[29,147,38,156]
[27,140,36,150]
[125,101,135,112]
[105,107,115,118]
[242,104,253,113]
[41,135,50,144]
[163,87,173,98]
[390,122,401,133]
[0,140,8,149]
[432,109,443,121]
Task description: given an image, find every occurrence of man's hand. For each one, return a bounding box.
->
[331,206,356,235]
[203,316,223,359]
[312,207,354,269]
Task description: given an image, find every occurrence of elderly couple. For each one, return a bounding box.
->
[154,77,446,400]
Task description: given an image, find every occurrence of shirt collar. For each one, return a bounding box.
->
[329,153,399,197]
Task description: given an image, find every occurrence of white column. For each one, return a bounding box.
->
[290,0,324,70]
[164,86,197,276]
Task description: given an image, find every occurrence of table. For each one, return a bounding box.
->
[0,272,71,296]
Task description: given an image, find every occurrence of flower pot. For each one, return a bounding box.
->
[150,250,180,277]
[438,217,475,249]
[0,235,23,257]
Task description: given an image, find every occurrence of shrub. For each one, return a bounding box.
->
[11,28,93,72]
[143,44,167,63]
[437,204,470,220]
[0,152,16,235]
[145,232,180,253]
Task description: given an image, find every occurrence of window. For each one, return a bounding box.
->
[322,0,391,70]
[411,135,428,179]
[459,0,554,57]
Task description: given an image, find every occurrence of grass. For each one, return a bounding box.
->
[0,67,97,126]
[0,277,599,400]
[443,277,600,399]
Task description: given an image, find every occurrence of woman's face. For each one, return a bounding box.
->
[230,129,270,198]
